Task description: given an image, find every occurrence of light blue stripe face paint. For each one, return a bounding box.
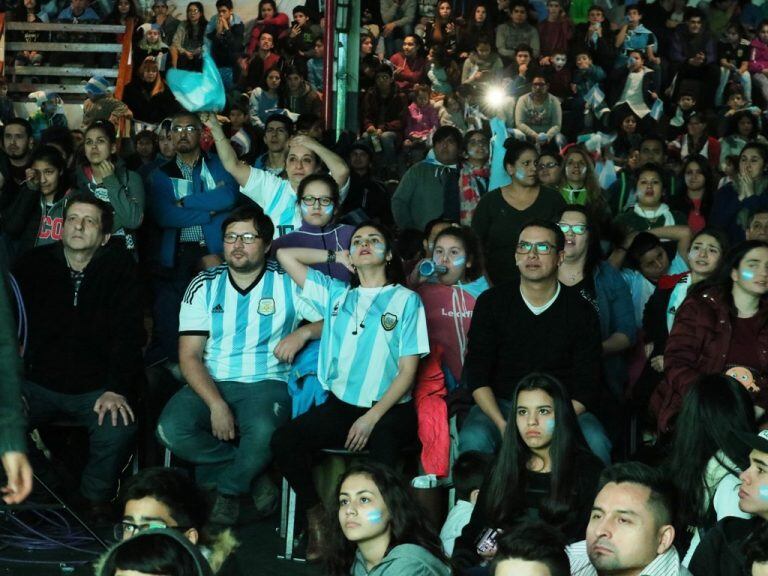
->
[372,242,386,255]
[742,269,755,281]
[515,168,526,181]
[452,256,466,267]
[323,204,334,215]
[350,244,358,255]
[545,419,555,433]
[367,510,383,523]
[300,204,310,215]
[759,485,768,501]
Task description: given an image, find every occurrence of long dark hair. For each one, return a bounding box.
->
[30,144,69,196]
[689,240,768,312]
[349,221,406,287]
[432,225,485,281]
[105,0,141,24]
[556,204,602,277]
[670,154,715,218]
[184,1,207,38]
[483,373,592,527]
[323,462,449,576]
[665,374,756,529]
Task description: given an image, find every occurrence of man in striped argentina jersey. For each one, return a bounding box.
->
[156,206,322,527]
[201,112,350,238]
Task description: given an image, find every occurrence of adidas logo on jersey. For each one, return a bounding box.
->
[212,304,224,313]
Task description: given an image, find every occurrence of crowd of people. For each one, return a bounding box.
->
[3,0,768,575]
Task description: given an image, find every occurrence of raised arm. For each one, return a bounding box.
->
[199,112,251,186]
[276,247,351,288]
[289,135,350,189]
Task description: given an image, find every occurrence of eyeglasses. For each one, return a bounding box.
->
[114,521,169,540]
[223,232,261,244]
[516,241,558,255]
[171,125,199,133]
[538,161,559,170]
[558,223,588,235]
[300,196,334,207]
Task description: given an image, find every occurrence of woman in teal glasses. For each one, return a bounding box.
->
[557,205,637,400]
[270,173,354,282]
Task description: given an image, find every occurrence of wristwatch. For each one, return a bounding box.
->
[327,250,336,263]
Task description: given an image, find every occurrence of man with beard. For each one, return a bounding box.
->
[156,206,321,526]
[147,111,238,366]
[0,119,34,213]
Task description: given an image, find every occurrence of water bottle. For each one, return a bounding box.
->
[418,260,448,277]
[371,133,383,153]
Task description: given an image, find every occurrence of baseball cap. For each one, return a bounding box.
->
[735,429,768,454]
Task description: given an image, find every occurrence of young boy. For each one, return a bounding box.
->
[615,5,660,70]
[439,452,490,556]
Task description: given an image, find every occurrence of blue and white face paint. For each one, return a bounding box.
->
[759,485,768,501]
[372,242,387,256]
[452,255,466,267]
[515,168,526,181]
[366,510,384,523]
[742,269,755,281]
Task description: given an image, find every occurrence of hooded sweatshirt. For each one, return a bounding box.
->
[351,544,451,576]
[392,152,460,231]
[1,184,69,261]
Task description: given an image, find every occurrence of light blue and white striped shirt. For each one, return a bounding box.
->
[301,269,430,407]
[179,261,321,383]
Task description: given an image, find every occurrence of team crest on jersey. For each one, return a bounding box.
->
[258,298,276,315]
[381,313,398,331]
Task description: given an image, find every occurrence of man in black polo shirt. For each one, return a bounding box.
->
[459,219,611,463]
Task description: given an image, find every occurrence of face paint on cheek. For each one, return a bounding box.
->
[515,168,526,181]
[372,242,387,255]
[742,269,755,281]
[452,256,466,267]
[300,204,310,215]
[760,485,768,501]
[367,510,383,523]
[545,419,555,433]
[323,204,334,215]
[350,245,358,255]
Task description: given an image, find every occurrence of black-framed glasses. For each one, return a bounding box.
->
[538,161,559,170]
[558,223,588,235]
[516,241,557,255]
[300,196,334,207]
[114,520,168,540]
[223,232,261,244]
[171,125,199,133]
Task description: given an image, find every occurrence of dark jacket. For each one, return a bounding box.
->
[689,517,763,576]
[206,16,245,70]
[13,242,145,398]
[572,23,615,69]
[0,267,26,454]
[608,67,657,109]
[651,287,768,433]
[121,80,180,124]
[361,86,408,137]
[1,186,69,262]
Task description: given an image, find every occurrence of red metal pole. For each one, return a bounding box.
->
[322,0,335,130]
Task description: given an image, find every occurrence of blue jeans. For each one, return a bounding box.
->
[156,380,290,496]
[458,400,612,465]
[23,381,137,502]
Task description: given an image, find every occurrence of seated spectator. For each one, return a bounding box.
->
[453,373,604,569]
[472,141,565,285]
[339,141,394,227]
[0,119,35,217]
[391,125,462,231]
[745,521,768,576]
[98,529,213,576]
[610,112,641,169]
[668,114,720,169]
[251,112,292,175]
[27,91,67,141]
[74,121,145,253]
[248,67,282,131]
[460,220,611,463]
[13,194,143,518]
[122,56,180,126]
[404,85,440,151]
[243,32,280,92]
[662,91,698,143]
[224,99,258,163]
[134,24,170,75]
[281,64,322,118]
[556,146,607,212]
[272,223,429,560]
[514,74,565,147]
[414,225,489,382]
[307,38,325,93]
[390,35,427,93]
[324,462,451,575]
[426,44,460,97]
[102,0,143,61]
[608,51,658,129]
[496,1,540,60]
[280,5,321,61]
[2,145,71,261]
[380,0,417,56]
[668,8,718,110]
[125,129,157,172]
[137,119,175,182]
[715,23,752,107]
[149,0,178,47]
[245,0,288,57]
[426,1,458,56]
[669,155,715,234]
[491,522,570,576]
[536,147,563,187]
[456,5,495,59]
[665,374,756,565]
[440,451,491,557]
[82,76,133,131]
[361,65,408,173]
[747,209,768,243]
[270,174,355,282]
[710,143,768,244]
[748,21,768,107]
[205,113,349,238]
[719,111,766,172]
[503,44,535,98]
[690,430,768,575]
[613,4,659,70]
[157,206,321,526]
[457,130,490,225]
[572,6,615,71]
[538,0,572,60]
[205,0,245,89]
[568,462,689,575]
[10,0,50,67]
[461,37,504,89]
[651,241,768,434]
[117,467,237,573]
[56,0,98,22]
[170,2,206,72]
[557,206,636,400]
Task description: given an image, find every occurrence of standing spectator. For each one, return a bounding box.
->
[392,126,462,231]
[133,24,171,76]
[245,0,289,57]
[13,194,143,517]
[361,65,408,173]
[170,2,207,72]
[146,112,238,365]
[205,0,245,89]
[122,57,180,126]
[496,0,540,60]
[390,35,427,93]
[157,206,321,526]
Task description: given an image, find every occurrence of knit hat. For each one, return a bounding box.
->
[29,90,59,105]
[85,76,111,97]
[149,23,162,32]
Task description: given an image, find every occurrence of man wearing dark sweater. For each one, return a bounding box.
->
[459,220,611,463]
[13,194,144,513]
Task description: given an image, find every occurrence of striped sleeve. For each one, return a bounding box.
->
[300,268,336,317]
[179,269,215,335]
[398,290,430,358]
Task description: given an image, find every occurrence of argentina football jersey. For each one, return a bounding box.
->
[179,261,321,383]
[300,269,430,407]
[239,167,301,238]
